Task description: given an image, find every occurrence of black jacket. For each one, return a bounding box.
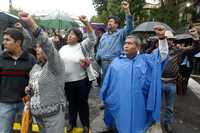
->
[0,51,36,103]
[162,39,200,78]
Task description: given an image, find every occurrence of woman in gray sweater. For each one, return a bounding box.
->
[20,12,66,133]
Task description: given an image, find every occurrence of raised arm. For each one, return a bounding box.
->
[15,22,34,51]
[183,28,200,56]
[154,24,169,61]
[19,12,64,74]
[120,1,133,39]
[79,15,96,51]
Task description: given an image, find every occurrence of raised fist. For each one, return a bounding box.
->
[79,15,88,25]
[121,1,130,12]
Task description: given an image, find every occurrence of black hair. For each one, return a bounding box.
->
[108,16,121,27]
[3,28,24,46]
[66,28,83,43]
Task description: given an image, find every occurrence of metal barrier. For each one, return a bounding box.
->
[192,57,200,75]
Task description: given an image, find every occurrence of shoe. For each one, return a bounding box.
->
[100,127,115,133]
[67,124,74,133]
[82,126,89,133]
[164,123,173,133]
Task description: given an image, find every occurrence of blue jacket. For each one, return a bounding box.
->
[96,15,133,61]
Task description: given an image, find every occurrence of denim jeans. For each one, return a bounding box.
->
[101,60,112,85]
[0,102,24,133]
[162,82,176,124]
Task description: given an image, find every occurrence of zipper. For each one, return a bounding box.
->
[14,60,16,65]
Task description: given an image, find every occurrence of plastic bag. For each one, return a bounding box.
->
[145,123,163,133]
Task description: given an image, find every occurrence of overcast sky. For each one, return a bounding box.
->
[0,0,160,18]
[0,0,97,18]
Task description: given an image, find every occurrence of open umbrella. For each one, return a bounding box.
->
[175,33,192,40]
[133,21,174,33]
[38,19,78,29]
[0,11,19,29]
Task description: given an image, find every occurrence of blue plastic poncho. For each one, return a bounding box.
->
[100,49,163,133]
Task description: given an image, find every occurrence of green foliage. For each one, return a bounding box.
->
[92,0,122,24]
[92,0,145,26]
[38,19,79,30]
[92,0,194,31]
[149,0,190,30]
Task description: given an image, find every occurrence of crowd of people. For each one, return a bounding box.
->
[0,1,200,133]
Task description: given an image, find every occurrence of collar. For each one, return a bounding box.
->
[2,51,29,60]
[119,53,139,61]
[107,29,118,35]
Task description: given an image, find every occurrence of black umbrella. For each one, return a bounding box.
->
[133,21,174,33]
[175,33,192,40]
[0,11,19,29]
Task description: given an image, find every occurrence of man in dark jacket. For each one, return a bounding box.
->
[153,26,200,133]
[0,28,36,133]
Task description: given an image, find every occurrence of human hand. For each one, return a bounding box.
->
[80,58,91,69]
[25,85,34,97]
[14,22,23,29]
[79,15,89,25]
[18,12,38,32]
[189,28,199,40]
[121,1,130,14]
[18,12,31,23]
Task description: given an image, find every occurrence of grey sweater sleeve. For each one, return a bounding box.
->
[22,28,33,51]
[36,29,65,75]
[81,31,97,53]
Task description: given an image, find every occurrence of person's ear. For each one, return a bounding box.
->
[16,40,22,47]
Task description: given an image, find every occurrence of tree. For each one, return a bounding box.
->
[92,0,121,24]
[92,0,194,31]
[92,0,146,26]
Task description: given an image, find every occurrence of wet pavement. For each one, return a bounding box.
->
[13,78,200,133]
[89,78,200,133]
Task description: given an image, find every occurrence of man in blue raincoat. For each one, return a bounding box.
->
[100,25,168,133]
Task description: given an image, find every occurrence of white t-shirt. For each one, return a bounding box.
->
[59,44,87,82]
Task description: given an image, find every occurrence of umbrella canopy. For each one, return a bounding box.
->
[0,11,20,54]
[175,33,192,40]
[38,19,79,29]
[133,21,174,33]
[0,11,19,29]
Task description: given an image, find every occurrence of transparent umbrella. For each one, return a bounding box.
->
[175,33,192,41]
[133,21,174,33]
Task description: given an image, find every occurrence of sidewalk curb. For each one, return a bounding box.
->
[188,78,200,99]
